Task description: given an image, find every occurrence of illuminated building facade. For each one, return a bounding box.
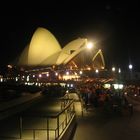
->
[18,27,105,70]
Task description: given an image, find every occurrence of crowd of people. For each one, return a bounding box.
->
[77,83,133,115]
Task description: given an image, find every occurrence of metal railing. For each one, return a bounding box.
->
[19,99,75,140]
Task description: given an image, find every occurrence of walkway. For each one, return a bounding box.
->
[0,92,42,120]
[2,92,140,140]
[72,94,140,140]
[0,93,75,140]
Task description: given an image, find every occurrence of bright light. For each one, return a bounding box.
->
[87,42,93,49]
[113,84,119,89]
[79,71,83,75]
[124,92,127,95]
[66,71,69,75]
[63,74,80,80]
[33,75,35,78]
[7,65,12,68]
[46,73,49,77]
[87,67,91,70]
[95,69,99,73]
[55,72,58,76]
[113,84,123,89]
[118,68,121,73]
[104,84,111,89]
[71,84,73,87]
[112,67,115,72]
[0,78,3,82]
[74,72,77,75]
[27,76,29,82]
[39,74,42,78]
[118,84,123,89]
[129,64,133,70]
[16,77,18,82]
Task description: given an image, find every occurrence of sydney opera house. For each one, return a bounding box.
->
[18,27,105,71]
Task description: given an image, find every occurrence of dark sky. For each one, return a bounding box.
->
[0,2,140,71]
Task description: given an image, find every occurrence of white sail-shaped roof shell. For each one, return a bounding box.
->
[18,27,105,69]
[56,38,87,65]
[28,27,61,65]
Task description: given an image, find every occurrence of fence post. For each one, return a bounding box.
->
[57,116,59,137]
[33,130,35,140]
[47,118,49,140]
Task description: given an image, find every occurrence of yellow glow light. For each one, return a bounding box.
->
[87,42,93,49]
[95,69,99,73]
[79,71,83,74]
[7,65,12,68]
[87,67,91,70]
[112,67,115,72]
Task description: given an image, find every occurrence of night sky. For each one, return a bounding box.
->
[0,2,140,71]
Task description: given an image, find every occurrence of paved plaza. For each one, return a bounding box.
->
[0,92,140,140]
[73,95,140,140]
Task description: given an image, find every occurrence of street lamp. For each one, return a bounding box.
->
[129,64,133,80]
[66,71,69,75]
[118,68,121,73]
[79,71,83,75]
[86,42,94,49]
[129,64,133,70]
[95,69,99,73]
[118,68,121,80]
[112,67,115,72]
[55,72,58,76]
[112,67,116,79]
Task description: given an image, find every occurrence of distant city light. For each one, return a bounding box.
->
[79,71,83,75]
[129,64,133,70]
[124,92,127,95]
[95,69,99,73]
[74,72,77,75]
[113,84,124,89]
[113,84,119,89]
[118,84,123,89]
[112,67,115,72]
[118,68,121,73]
[16,77,18,82]
[71,84,73,87]
[0,78,3,82]
[87,67,91,70]
[66,71,69,75]
[7,65,12,68]
[104,84,111,89]
[27,76,29,82]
